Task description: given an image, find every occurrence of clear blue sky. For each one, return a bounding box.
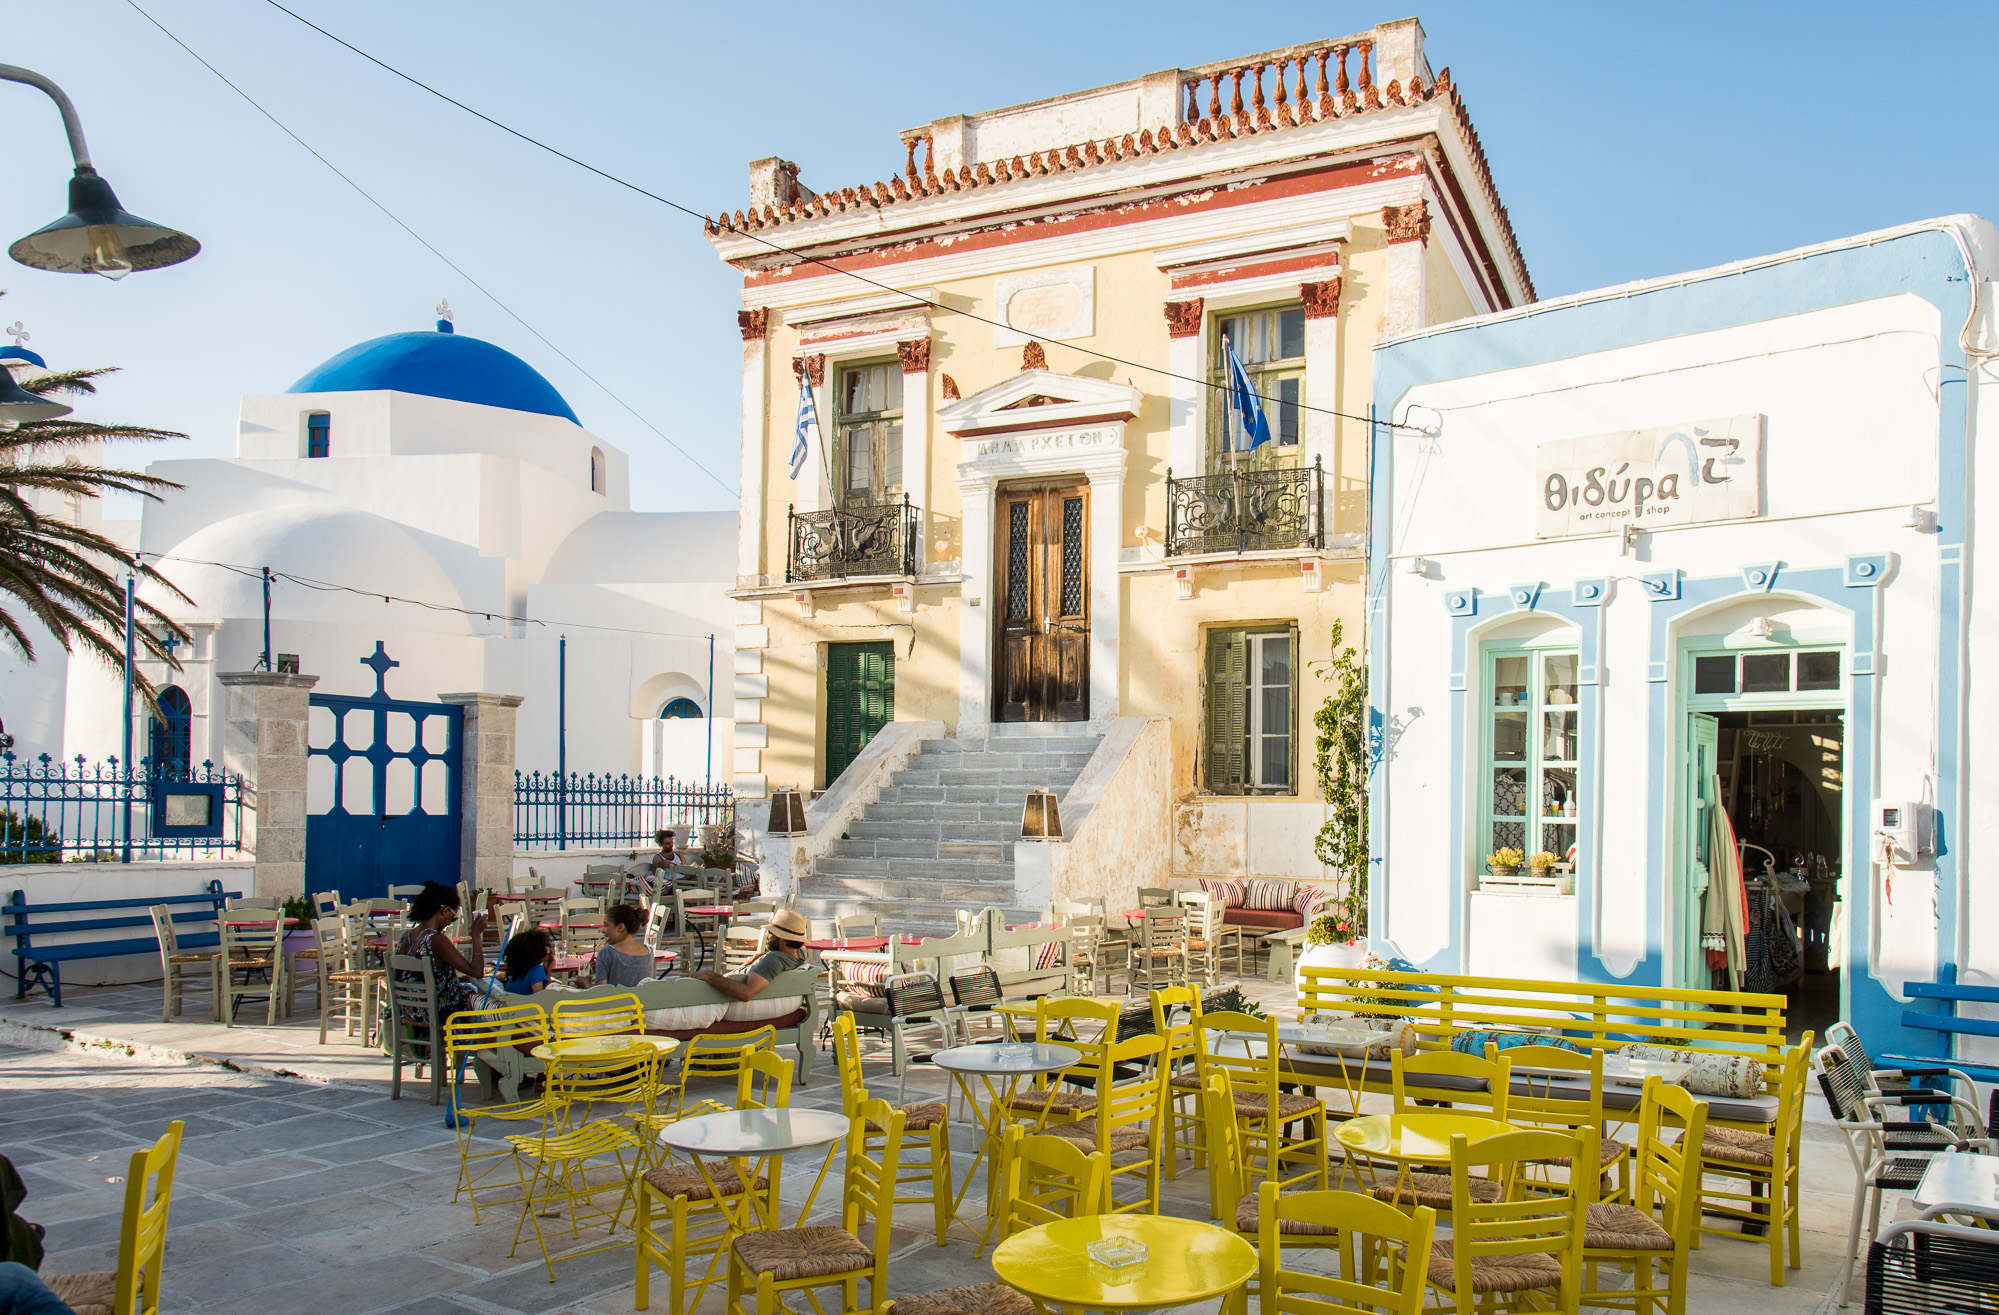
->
[11,1,1999,517]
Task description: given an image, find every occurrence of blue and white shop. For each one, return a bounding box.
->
[1366,216,1998,1061]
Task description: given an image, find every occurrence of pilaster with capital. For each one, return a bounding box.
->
[217,670,318,899]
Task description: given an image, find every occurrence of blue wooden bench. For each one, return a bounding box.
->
[1890,962,1999,1083]
[4,880,238,1007]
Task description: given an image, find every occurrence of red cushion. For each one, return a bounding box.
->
[646,1009,806,1040]
[1224,908,1303,931]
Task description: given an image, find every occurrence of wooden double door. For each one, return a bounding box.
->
[994,479,1089,722]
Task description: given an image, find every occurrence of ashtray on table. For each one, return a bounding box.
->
[1086,1237,1148,1269]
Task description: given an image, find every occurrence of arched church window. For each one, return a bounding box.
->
[660,698,703,719]
[590,446,604,493]
[306,412,331,458]
[149,686,193,779]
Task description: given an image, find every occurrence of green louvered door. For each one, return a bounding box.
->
[1205,629,1249,793]
[825,641,895,786]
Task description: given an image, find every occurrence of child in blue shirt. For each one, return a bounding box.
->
[502,928,554,995]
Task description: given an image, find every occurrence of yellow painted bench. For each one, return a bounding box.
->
[1289,965,1799,1132]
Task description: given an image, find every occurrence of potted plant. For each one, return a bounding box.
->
[1295,911,1368,990]
[1485,846,1524,877]
[1527,850,1572,894]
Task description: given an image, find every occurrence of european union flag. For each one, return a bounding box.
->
[1223,334,1272,451]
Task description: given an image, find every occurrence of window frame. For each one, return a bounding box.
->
[1478,641,1581,872]
[305,411,330,459]
[1207,302,1305,471]
[1201,622,1300,797]
[833,360,904,507]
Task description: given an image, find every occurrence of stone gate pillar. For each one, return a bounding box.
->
[217,671,318,899]
[439,692,524,894]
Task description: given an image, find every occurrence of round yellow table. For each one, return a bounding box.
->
[1335,1111,1516,1162]
[991,1215,1257,1314]
[529,1034,680,1062]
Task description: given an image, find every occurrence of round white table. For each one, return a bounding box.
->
[654,1107,850,1231]
[931,1042,1082,1246]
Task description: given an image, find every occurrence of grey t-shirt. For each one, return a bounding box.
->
[593,943,653,987]
[739,948,803,984]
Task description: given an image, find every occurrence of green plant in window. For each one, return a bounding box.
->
[1310,619,1368,937]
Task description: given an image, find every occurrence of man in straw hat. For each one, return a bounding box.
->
[691,907,811,1003]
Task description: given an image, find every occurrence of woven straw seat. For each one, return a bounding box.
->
[1550,1136,1627,1169]
[165,951,215,964]
[1003,1089,1094,1113]
[867,1101,947,1132]
[644,1162,767,1201]
[1425,1239,1563,1293]
[1372,1171,1502,1210]
[45,1271,115,1315]
[1235,1190,1339,1236]
[892,1282,1035,1315]
[1169,1072,1204,1091]
[1046,1117,1149,1154]
[1696,1126,1774,1166]
[731,1225,872,1280]
[1237,1090,1322,1120]
[1584,1201,1673,1250]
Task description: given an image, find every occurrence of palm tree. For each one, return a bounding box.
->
[0,347,191,706]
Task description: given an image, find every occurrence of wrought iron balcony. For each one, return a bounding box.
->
[1165,457,1324,556]
[787,494,918,582]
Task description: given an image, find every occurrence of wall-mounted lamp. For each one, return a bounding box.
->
[1019,788,1063,841]
[766,789,807,836]
[1407,557,1431,577]
[1747,616,1776,639]
[1902,505,1936,532]
[1620,523,1642,555]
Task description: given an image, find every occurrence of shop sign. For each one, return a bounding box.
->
[1535,415,1762,537]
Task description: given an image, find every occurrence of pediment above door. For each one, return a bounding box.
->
[938,369,1144,439]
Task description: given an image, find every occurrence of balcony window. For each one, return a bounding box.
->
[1211,304,1304,469]
[836,363,903,507]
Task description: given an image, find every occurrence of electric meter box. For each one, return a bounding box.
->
[1873,800,1922,864]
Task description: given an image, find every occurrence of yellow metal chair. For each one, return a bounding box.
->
[1687,1035,1813,1287]
[1582,1076,1707,1315]
[149,904,217,1023]
[507,1041,656,1279]
[1196,1010,1330,1195]
[1258,1183,1435,1315]
[657,1027,778,1123]
[1427,1126,1595,1315]
[1491,1042,1630,1199]
[39,1120,184,1315]
[1369,1048,1513,1211]
[831,1011,954,1247]
[552,992,645,1041]
[443,1002,555,1223]
[725,1097,902,1315]
[1036,1030,1167,1214]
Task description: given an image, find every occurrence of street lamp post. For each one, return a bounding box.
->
[0,64,199,278]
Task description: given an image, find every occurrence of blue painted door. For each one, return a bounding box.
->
[305,644,462,902]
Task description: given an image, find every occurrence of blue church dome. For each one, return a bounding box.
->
[286,321,578,423]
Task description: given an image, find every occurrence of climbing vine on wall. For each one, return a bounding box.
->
[1311,619,1369,936]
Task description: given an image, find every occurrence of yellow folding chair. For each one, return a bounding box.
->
[507,1041,656,1279]
[443,1003,554,1223]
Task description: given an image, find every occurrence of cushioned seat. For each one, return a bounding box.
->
[892,1283,1035,1315]
[1549,1136,1627,1169]
[1425,1239,1563,1293]
[731,1225,873,1280]
[834,992,890,1013]
[645,1162,767,1201]
[1584,1201,1673,1250]
[1223,908,1303,931]
[1046,1118,1149,1154]
[1694,1126,1774,1165]
[867,1101,947,1132]
[1000,974,1068,1000]
[44,1272,114,1315]
[1372,1171,1502,1210]
[1235,1190,1339,1236]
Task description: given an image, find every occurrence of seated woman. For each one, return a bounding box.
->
[691,908,808,1001]
[501,928,554,995]
[394,881,487,1026]
[583,905,654,988]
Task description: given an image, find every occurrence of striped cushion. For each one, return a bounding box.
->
[1035,939,1062,970]
[1199,879,1246,908]
[1244,880,1295,911]
[1292,884,1327,916]
[835,959,890,998]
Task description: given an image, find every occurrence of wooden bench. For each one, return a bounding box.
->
[1890,963,1999,1083]
[4,881,237,1007]
[1293,964,1794,1131]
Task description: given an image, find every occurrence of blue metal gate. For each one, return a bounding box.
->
[306,643,462,901]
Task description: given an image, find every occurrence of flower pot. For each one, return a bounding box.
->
[1488,865,1520,877]
[1295,938,1368,993]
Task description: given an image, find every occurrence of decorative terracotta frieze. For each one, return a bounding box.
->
[1163,299,1205,339]
[792,354,825,387]
[737,308,768,341]
[1383,200,1430,245]
[897,338,931,374]
[1299,279,1342,319]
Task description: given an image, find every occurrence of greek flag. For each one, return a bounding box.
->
[791,374,819,479]
[1222,333,1272,451]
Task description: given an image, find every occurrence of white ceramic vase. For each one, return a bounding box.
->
[1295,938,1369,994]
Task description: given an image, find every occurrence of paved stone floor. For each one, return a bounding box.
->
[0,973,1869,1315]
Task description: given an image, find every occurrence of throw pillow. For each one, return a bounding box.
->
[1450,1029,1582,1056]
[1296,1012,1420,1058]
[1244,880,1295,911]
[1198,878,1246,907]
[724,994,805,1022]
[1615,1042,1766,1099]
[1034,939,1063,971]
[1291,884,1327,916]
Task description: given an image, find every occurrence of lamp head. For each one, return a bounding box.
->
[9,167,199,278]
[0,365,70,426]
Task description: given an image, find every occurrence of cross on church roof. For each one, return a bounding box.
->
[361,641,400,699]
[6,322,27,347]
[435,298,452,324]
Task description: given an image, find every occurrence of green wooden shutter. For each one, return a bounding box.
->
[826,641,895,786]
[1205,628,1247,794]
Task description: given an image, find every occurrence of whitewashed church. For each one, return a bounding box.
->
[2,310,734,790]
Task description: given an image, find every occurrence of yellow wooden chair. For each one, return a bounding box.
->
[999,997,1118,1129]
[1151,984,1206,1178]
[1686,1035,1813,1287]
[1037,1030,1167,1214]
[1369,1048,1513,1211]
[831,1011,953,1247]
[980,1124,1110,1258]
[40,1120,184,1315]
[1491,1042,1630,1199]
[149,904,217,1023]
[1582,1076,1707,1315]
[1259,1183,1435,1315]
[443,1002,555,1223]
[1202,1072,1341,1255]
[1196,1010,1330,1195]
[507,1041,656,1279]
[1428,1126,1595,1315]
[725,1097,902,1315]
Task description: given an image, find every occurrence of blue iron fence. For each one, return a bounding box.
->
[514,770,735,852]
[0,752,245,863]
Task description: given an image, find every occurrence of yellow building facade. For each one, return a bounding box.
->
[712,19,1533,922]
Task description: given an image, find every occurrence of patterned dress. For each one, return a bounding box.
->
[396,925,477,1023]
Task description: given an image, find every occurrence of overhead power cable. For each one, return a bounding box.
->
[259,0,1432,435]
[122,0,736,496]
